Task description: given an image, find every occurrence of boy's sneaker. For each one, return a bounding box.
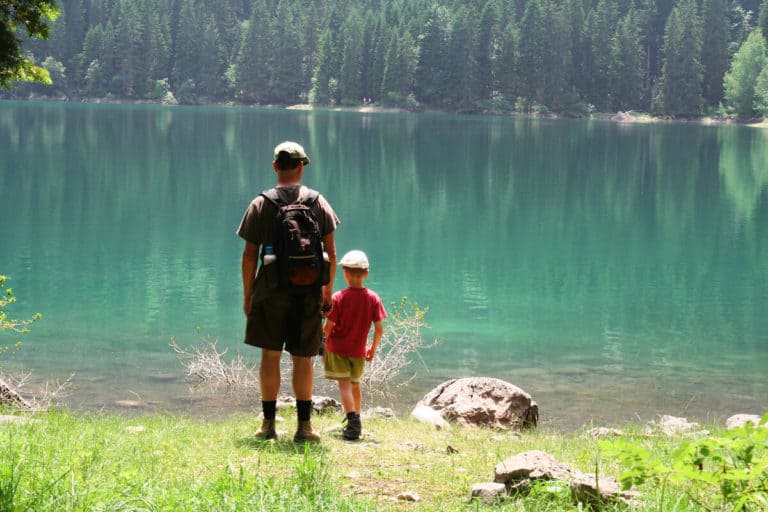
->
[343,413,362,440]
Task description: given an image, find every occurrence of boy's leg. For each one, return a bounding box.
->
[337,379,356,413]
[351,382,362,414]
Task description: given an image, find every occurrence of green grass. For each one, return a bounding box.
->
[0,408,753,511]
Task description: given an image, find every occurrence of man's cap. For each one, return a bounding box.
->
[339,250,369,270]
[274,141,310,165]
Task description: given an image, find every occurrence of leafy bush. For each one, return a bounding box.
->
[604,414,768,511]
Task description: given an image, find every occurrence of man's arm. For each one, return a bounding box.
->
[321,231,337,314]
[242,241,259,316]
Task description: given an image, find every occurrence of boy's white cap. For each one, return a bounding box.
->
[339,250,369,269]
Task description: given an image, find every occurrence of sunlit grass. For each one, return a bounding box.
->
[0,408,743,511]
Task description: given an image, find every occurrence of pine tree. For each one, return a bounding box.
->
[271,0,305,104]
[516,0,548,109]
[543,0,573,111]
[657,0,704,117]
[585,0,619,111]
[339,9,365,105]
[414,4,449,107]
[495,21,517,106]
[444,7,480,109]
[701,0,729,106]
[759,0,768,45]
[610,7,647,110]
[380,29,417,106]
[235,0,274,103]
[724,30,767,118]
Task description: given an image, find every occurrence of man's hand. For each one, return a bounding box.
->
[321,287,333,317]
[365,348,376,362]
[243,296,251,316]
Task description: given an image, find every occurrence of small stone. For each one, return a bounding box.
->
[587,427,625,438]
[397,491,421,502]
[114,400,143,408]
[125,425,146,434]
[469,482,507,504]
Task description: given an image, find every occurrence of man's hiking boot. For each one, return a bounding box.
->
[343,413,362,441]
[293,420,321,443]
[255,418,277,440]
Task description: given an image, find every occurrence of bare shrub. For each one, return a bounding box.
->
[172,298,438,400]
[170,333,259,393]
[0,371,75,410]
[360,297,439,399]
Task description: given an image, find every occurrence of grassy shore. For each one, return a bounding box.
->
[2,407,764,511]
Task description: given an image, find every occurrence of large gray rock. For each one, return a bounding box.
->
[494,450,575,492]
[490,450,640,509]
[417,377,538,429]
[725,414,765,429]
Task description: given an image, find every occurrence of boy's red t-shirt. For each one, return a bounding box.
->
[326,287,387,358]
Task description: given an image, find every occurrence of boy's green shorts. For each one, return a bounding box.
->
[323,351,365,383]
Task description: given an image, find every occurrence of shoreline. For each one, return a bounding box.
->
[4,96,766,127]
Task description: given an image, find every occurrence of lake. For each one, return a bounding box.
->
[1,101,766,429]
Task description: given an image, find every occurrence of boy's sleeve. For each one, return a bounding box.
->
[372,293,387,322]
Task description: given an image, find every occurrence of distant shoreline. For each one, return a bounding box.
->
[3,96,766,128]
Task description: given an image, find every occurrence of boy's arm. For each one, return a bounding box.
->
[366,320,384,362]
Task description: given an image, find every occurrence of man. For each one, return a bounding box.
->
[237,141,339,442]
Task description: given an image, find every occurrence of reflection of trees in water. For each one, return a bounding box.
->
[2,105,766,373]
[718,127,768,223]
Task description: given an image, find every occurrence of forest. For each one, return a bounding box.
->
[4,0,768,118]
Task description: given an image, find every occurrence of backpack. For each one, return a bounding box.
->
[260,187,329,293]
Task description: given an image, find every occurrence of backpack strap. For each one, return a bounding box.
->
[259,186,319,207]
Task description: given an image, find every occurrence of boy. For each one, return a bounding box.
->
[323,250,387,440]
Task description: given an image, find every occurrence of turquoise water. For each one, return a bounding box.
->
[1,101,766,428]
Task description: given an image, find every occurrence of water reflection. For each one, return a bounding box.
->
[1,102,766,426]
[718,127,768,223]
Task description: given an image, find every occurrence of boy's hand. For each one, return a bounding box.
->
[365,348,375,362]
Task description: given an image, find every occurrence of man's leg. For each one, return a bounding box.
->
[260,349,283,400]
[255,348,282,439]
[291,355,314,401]
[292,355,320,442]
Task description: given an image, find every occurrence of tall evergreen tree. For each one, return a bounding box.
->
[701,0,730,105]
[235,0,274,103]
[173,0,205,94]
[657,0,704,117]
[610,7,647,110]
[339,9,365,105]
[271,0,305,103]
[516,0,548,109]
[543,0,573,110]
[444,7,480,109]
[380,29,417,106]
[585,0,619,110]
[495,20,517,105]
[414,4,449,107]
[759,0,768,44]
[724,29,767,118]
